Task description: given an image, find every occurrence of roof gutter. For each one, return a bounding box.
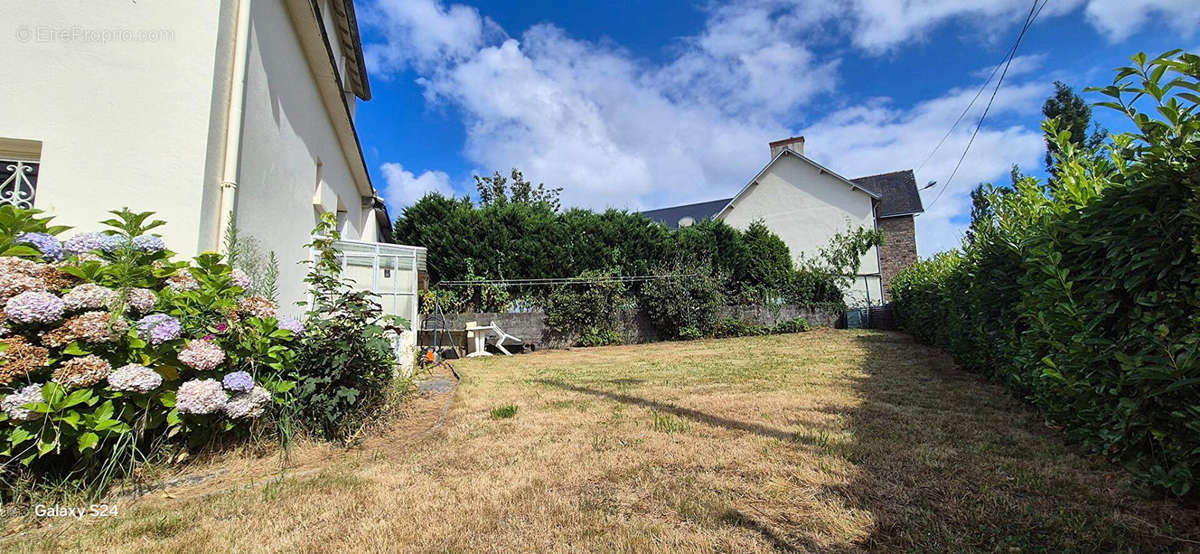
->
[216,0,253,252]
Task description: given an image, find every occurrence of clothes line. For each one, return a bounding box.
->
[436,273,695,287]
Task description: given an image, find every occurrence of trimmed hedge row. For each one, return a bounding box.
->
[890,50,1200,495]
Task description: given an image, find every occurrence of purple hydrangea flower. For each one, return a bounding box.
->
[16,233,63,261]
[136,313,181,345]
[231,269,251,290]
[176,378,227,415]
[5,291,65,324]
[63,232,106,256]
[277,317,303,335]
[132,235,165,254]
[222,370,254,393]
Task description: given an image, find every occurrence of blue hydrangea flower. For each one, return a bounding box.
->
[99,234,130,253]
[63,232,107,256]
[16,233,63,261]
[133,235,165,254]
[136,313,182,345]
[222,371,254,393]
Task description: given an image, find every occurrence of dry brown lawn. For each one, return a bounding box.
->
[4,329,1198,553]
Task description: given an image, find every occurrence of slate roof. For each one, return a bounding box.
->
[850,169,924,218]
[639,169,923,228]
[640,198,732,229]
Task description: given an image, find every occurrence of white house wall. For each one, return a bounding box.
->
[233,0,370,316]
[0,1,223,253]
[719,154,884,306]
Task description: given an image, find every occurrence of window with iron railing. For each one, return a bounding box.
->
[0,160,39,209]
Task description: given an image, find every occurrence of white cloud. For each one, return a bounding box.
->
[1083,0,1200,42]
[362,0,500,75]
[363,0,1193,257]
[798,81,1049,256]
[838,0,1083,53]
[380,162,455,209]
[972,53,1048,79]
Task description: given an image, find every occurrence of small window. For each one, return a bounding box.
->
[0,138,42,209]
[678,217,694,227]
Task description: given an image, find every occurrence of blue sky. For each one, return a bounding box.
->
[353,0,1198,256]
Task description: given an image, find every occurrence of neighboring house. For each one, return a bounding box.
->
[0,0,423,325]
[641,137,923,306]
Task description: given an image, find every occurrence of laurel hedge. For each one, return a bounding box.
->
[891,50,1200,496]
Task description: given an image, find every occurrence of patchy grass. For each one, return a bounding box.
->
[5,330,1198,552]
[489,404,519,420]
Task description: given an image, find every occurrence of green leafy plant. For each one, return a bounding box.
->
[0,208,298,499]
[545,269,631,346]
[291,214,397,443]
[772,317,811,334]
[892,49,1200,496]
[639,264,724,339]
[576,327,623,347]
[712,318,769,338]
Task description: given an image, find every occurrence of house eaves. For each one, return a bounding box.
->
[714,148,880,220]
[285,0,374,198]
[328,0,371,100]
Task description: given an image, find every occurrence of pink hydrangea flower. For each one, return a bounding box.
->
[63,283,117,311]
[231,269,251,290]
[178,339,225,371]
[166,270,200,293]
[224,386,271,418]
[2,383,45,421]
[107,363,163,393]
[176,378,228,415]
[126,288,157,313]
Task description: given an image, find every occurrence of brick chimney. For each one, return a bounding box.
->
[769,136,804,159]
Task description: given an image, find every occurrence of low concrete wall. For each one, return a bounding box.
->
[420,304,841,351]
[719,304,841,328]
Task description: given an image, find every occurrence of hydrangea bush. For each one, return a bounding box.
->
[0,207,299,490]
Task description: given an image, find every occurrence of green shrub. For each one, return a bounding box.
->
[418,288,460,314]
[545,269,630,346]
[781,270,844,307]
[711,316,809,338]
[676,326,703,340]
[0,207,298,496]
[712,318,768,338]
[891,50,1200,496]
[772,317,811,334]
[639,264,724,339]
[291,214,397,443]
[577,327,623,347]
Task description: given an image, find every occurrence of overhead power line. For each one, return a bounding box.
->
[923,0,1048,211]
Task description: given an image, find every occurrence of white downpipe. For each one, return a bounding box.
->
[216,0,253,251]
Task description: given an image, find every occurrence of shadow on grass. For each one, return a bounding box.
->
[533,379,795,441]
[719,509,810,553]
[842,331,1200,552]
